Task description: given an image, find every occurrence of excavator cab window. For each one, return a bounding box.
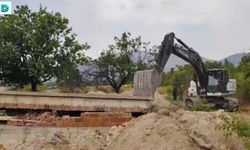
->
[208,70,219,93]
[207,69,228,93]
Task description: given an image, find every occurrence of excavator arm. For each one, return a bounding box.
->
[155,32,207,93]
[133,32,208,96]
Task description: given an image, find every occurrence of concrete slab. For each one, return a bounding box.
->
[0,91,152,113]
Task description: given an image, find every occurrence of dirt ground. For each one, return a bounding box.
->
[0,89,246,150]
[233,101,250,124]
[0,86,10,91]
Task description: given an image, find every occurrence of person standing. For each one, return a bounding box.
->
[179,84,184,101]
[172,87,177,101]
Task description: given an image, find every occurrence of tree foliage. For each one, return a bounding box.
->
[57,66,83,90]
[94,32,154,93]
[237,53,250,100]
[204,60,223,69]
[161,64,193,88]
[239,54,250,79]
[0,5,89,91]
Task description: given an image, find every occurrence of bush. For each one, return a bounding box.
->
[237,79,250,101]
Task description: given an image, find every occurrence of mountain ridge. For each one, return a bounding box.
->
[78,52,249,72]
[163,52,249,71]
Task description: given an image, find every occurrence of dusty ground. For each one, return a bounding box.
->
[0,126,109,150]
[0,89,246,150]
[232,101,250,126]
[0,86,10,91]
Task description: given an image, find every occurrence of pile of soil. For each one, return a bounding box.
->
[105,110,243,150]
[104,93,243,150]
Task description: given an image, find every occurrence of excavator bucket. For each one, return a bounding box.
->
[133,69,161,97]
[133,33,174,97]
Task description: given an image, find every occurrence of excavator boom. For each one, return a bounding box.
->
[133,32,207,97]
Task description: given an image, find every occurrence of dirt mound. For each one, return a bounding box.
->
[171,109,243,150]
[105,110,243,150]
[106,113,198,150]
[104,93,243,150]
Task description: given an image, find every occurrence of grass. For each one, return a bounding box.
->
[216,115,250,149]
[58,86,85,93]
[158,86,172,95]
[170,99,184,109]
[158,86,186,109]
[94,86,113,93]
[230,118,250,149]
[192,102,215,111]
[16,84,48,92]
[158,86,216,112]
[244,138,250,150]
[121,84,133,92]
[235,119,250,137]
[92,84,132,94]
[158,86,173,99]
[232,118,250,149]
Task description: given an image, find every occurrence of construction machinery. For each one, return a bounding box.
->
[133,32,239,111]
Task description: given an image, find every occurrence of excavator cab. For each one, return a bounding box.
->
[207,69,229,93]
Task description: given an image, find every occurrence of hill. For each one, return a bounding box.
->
[220,52,249,66]
[164,52,249,71]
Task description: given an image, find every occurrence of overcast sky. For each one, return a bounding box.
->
[12,0,250,60]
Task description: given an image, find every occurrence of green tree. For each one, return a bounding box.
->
[162,64,193,88]
[95,32,153,93]
[0,5,89,91]
[57,66,83,91]
[223,59,237,78]
[239,54,250,79]
[237,53,250,100]
[173,65,193,87]
[205,60,223,69]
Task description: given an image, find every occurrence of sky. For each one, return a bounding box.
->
[12,0,250,60]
